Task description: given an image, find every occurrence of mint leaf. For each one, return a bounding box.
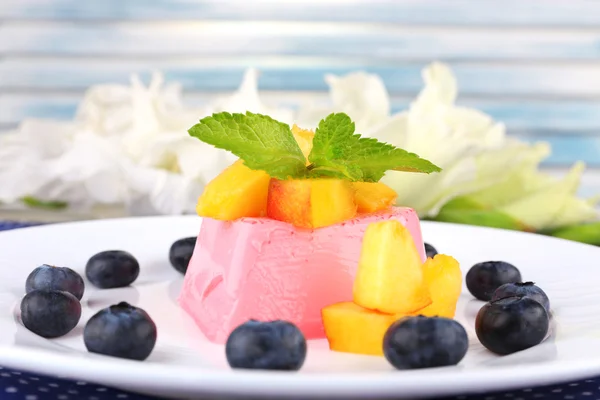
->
[188,112,307,179]
[308,113,441,181]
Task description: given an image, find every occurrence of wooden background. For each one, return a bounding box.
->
[1,0,599,196]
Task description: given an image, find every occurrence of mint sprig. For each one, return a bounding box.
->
[188,111,441,181]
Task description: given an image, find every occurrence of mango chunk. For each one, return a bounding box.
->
[353,220,431,313]
[352,182,398,213]
[267,178,357,229]
[415,254,462,318]
[196,160,270,220]
[292,124,314,163]
[322,302,402,356]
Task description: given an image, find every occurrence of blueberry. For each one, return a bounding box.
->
[424,243,438,259]
[169,237,196,274]
[383,316,468,370]
[466,261,522,301]
[84,302,157,361]
[225,320,307,370]
[20,290,81,338]
[86,251,140,289]
[25,264,85,300]
[475,296,549,355]
[492,282,550,313]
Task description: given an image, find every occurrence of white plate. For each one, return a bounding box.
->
[0,216,599,399]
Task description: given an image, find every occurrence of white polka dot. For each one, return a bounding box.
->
[25,395,38,400]
[117,395,128,399]
[553,389,563,393]
[586,380,594,383]
[30,377,39,381]
[48,383,59,388]
[58,395,68,400]
[89,396,99,400]
[96,387,107,392]
[67,389,78,395]
[583,393,593,396]
[18,379,28,385]
[38,387,49,392]
[565,396,575,400]
[569,383,579,387]
[523,389,533,393]
[76,381,87,386]
[11,371,21,375]
[1,372,10,377]
[5,387,17,393]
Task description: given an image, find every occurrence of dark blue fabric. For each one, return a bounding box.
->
[0,220,596,400]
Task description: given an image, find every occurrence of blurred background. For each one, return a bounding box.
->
[1,0,599,241]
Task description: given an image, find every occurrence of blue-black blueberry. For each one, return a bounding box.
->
[475,296,549,355]
[225,320,307,370]
[20,289,81,338]
[466,261,522,301]
[85,250,140,289]
[424,243,438,259]
[83,302,157,361]
[25,264,85,300]
[383,316,469,370]
[492,281,550,313]
[169,237,196,274]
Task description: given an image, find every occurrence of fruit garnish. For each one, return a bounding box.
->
[416,254,462,318]
[86,250,140,289]
[352,182,397,213]
[475,296,549,355]
[169,237,196,275]
[383,316,468,369]
[84,302,157,361]
[196,160,271,220]
[291,124,314,162]
[21,289,81,338]
[353,220,431,314]
[321,302,402,356]
[25,264,85,300]
[188,112,440,182]
[492,282,550,313]
[225,320,307,371]
[267,178,356,229]
[466,261,522,301]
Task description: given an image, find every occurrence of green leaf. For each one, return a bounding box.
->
[308,113,441,182]
[547,222,600,246]
[188,111,307,180]
[432,195,531,231]
[21,196,68,210]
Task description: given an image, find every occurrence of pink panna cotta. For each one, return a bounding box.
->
[178,207,426,344]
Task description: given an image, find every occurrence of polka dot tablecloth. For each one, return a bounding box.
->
[1,220,598,400]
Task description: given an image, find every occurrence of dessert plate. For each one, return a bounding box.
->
[0,216,599,399]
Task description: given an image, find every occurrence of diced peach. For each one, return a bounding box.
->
[322,302,401,356]
[292,125,314,163]
[196,160,270,220]
[267,178,357,229]
[353,220,431,314]
[415,254,462,318]
[352,182,398,213]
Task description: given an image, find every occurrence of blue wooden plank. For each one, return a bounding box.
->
[3,22,600,61]
[517,135,600,166]
[3,0,600,27]
[2,59,600,98]
[3,94,600,132]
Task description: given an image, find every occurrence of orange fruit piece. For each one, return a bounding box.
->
[352,182,397,213]
[267,178,357,229]
[353,220,431,314]
[196,160,270,220]
[415,254,462,318]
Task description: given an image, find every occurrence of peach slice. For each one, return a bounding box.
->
[353,220,431,314]
[196,160,271,220]
[352,182,398,213]
[322,302,402,356]
[267,178,357,229]
[415,254,462,318]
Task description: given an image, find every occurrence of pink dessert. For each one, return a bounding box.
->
[178,207,425,344]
